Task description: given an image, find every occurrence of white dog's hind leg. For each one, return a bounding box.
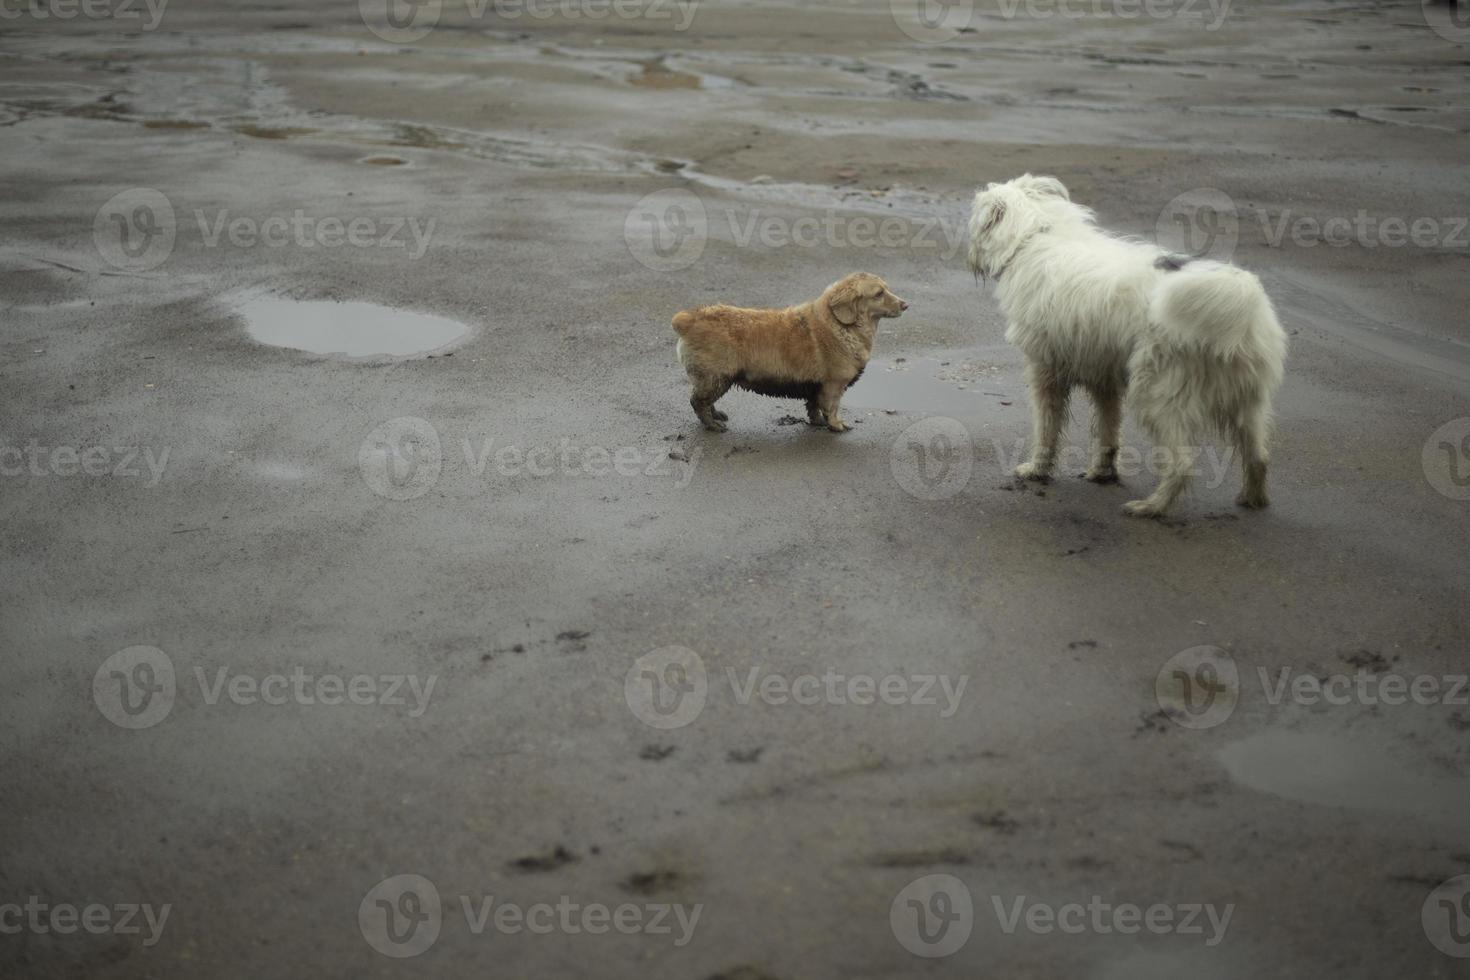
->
[1083,384,1123,483]
[1231,404,1271,508]
[1124,418,1194,517]
[1015,361,1069,481]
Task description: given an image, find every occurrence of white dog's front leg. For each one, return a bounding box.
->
[1016,362,1069,481]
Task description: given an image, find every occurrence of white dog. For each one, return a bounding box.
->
[967,174,1288,517]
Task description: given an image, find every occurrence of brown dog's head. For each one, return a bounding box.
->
[823,272,909,327]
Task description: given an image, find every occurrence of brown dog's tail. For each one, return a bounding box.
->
[671,310,698,336]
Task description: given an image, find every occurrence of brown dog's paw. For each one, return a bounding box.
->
[1081,468,1119,484]
[1235,491,1269,509]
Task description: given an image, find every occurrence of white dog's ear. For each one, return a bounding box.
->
[978,199,1006,235]
[825,277,861,326]
[1021,174,1070,200]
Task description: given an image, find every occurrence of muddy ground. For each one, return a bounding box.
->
[2,1,1469,977]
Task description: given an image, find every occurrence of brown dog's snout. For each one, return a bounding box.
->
[899,300,909,311]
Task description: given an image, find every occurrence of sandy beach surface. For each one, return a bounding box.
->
[3,1,1469,977]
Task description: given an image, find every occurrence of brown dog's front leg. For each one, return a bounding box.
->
[805,397,826,427]
[819,382,849,433]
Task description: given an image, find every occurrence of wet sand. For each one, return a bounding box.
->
[3,2,1469,978]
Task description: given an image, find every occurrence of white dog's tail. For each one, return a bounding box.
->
[1149,262,1286,368]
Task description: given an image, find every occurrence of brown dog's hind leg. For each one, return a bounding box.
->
[690,375,732,432]
[805,396,825,427]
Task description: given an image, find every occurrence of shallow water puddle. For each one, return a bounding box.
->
[238,296,469,359]
[1217,731,1470,831]
[845,357,1009,415]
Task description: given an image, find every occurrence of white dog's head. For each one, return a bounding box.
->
[967,174,1087,280]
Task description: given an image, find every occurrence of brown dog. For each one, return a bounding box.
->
[672,272,908,432]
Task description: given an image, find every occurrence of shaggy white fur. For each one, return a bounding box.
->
[967,174,1288,516]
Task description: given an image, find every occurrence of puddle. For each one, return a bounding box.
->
[1217,731,1470,832]
[844,357,1011,415]
[359,155,406,166]
[236,296,469,359]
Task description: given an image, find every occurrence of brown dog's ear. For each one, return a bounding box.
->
[826,277,862,326]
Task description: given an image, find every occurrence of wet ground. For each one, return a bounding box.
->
[3,1,1470,978]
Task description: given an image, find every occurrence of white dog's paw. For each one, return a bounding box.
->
[1082,467,1119,484]
[1123,499,1166,518]
[1014,461,1051,482]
